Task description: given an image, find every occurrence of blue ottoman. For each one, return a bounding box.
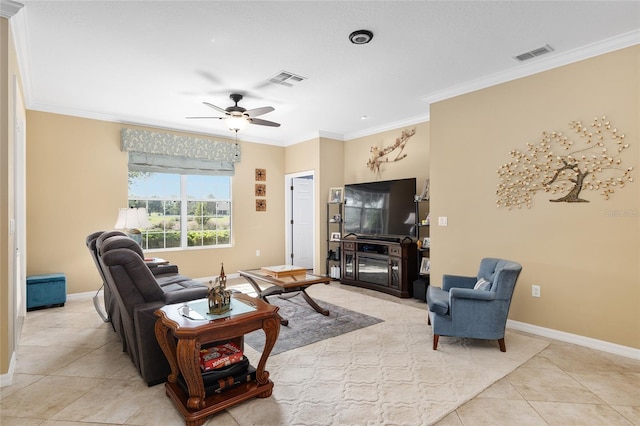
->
[27,273,66,310]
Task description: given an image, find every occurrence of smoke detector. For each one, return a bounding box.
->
[349,30,373,45]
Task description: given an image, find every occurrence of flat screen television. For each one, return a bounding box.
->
[343,178,416,238]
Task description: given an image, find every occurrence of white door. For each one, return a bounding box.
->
[290,176,314,269]
[14,76,27,326]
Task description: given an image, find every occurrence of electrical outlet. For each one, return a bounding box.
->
[438,216,448,226]
[532,285,541,298]
[256,250,260,256]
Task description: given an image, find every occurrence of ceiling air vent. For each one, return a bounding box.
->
[514,44,554,62]
[269,71,307,87]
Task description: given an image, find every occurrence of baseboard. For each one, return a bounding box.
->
[197,273,241,283]
[67,290,96,301]
[0,351,16,387]
[507,319,640,360]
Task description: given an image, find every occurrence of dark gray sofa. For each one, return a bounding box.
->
[89,231,208,385]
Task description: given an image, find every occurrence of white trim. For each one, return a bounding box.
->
[66,291,94,301]
[343,113,431,141]
[0,351,16,387]
[0,0,23,19]
[423,30,640,106]
[507,319,640,361]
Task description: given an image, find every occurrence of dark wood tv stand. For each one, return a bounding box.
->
[340,237,417,298]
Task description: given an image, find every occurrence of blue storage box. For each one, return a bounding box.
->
[27,273,66,310]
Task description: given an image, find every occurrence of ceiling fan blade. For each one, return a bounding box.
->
[244,106,274,117]
[203,102,228,115]
[248,117,281,127]
[185,116,224,119]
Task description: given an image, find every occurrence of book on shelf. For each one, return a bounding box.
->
[178,360,256,397]
[200,342,243,371]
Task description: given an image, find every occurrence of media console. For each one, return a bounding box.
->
[340,237,417,298]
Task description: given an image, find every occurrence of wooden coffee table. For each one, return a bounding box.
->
[238,268,331,326]
[154,293,280,426]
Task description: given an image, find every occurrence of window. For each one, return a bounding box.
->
[128,171,231,250]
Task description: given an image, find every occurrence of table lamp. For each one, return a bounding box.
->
[114,207,152,245]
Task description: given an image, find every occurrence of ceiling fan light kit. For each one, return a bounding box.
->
[349,29,373,45]
[227,114,249,131]
[187,93,280,132]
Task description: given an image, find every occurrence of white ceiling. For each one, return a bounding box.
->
[7,1,640,146]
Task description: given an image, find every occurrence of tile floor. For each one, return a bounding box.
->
[1,280,638,425]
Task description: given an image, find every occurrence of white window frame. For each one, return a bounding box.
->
[128,172,232,251]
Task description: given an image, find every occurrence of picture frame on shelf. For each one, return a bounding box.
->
[422,237,430,248]
[328,187,343,204]
[420,257,431,275]
[330,232,341,241]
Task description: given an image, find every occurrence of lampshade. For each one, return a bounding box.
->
[114,207,152,230]
[227,115,249,132]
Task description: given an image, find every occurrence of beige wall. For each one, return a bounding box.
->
[430,46,640,348]
[318,138,345,274]
[284,136,346,274]
[26,112,286,294]
[1,16,23,377]
[344,121,430,186]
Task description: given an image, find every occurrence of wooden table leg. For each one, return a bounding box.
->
[256,315,280,389]
[176,337,205,410]
[155,319,179,383]
[301,289,330,316]
[242,275,264,297]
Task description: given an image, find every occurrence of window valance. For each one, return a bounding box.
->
[121,128,241,176]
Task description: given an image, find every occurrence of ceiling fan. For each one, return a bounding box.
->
[187,93,280,131]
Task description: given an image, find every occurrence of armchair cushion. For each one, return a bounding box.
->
[426,286,450,315]
[474,278,491,291]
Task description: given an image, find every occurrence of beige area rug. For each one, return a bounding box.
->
[227,284,549,426]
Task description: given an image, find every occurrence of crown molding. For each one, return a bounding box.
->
[13,21,639,148]
[343,113,430,141]
[0,0,23,19]
[423,30,640,106]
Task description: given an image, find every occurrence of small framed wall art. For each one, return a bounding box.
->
[255,168,266,181]
[256,199,267,212]
[255,184,266,197]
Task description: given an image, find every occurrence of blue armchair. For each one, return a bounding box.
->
[426,258,522,352]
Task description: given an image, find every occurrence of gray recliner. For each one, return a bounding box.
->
[86,231,182,347]
[426,258,522,352]
[95,233,208,385]
[86,231,126,330]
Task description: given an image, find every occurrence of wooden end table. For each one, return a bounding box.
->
[154,293,280,426]
[238,268,331,326]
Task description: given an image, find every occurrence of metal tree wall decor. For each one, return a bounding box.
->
[497,116,634,209]
[367,128,416,174]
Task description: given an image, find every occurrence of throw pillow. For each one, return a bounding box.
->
[474,278,491,291]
